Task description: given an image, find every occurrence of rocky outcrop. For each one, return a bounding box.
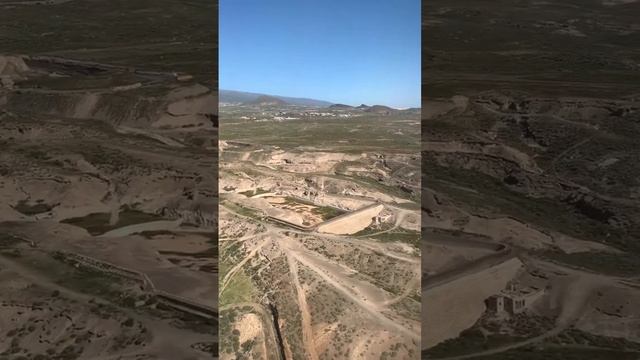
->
[161,202,217,228]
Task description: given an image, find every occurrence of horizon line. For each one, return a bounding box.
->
[219,88,421,109]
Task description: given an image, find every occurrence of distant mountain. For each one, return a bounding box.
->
[219,90,407,110]
[365,105,396,115]
[220,90,332,107]
[330,103,405,115]
[244,95,287,106]
[402,107,421,115]
[328,103,354,110]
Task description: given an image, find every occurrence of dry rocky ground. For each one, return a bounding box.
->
[0,0,217,357]
[422,0,640,359]
[219,104,421,360]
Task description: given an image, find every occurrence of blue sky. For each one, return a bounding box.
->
[220,0,421,108]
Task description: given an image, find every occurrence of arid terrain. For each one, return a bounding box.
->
[0,1,217,359]
[219,97,421,359]
[422,0,640,359]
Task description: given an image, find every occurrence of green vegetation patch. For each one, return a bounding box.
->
[345,173,417,201]
[220,306,263,357]
[219,308,239,355]
[537,250,640,277]
[57,265,124,299]
[158,247,218,259]
[312,205,345,221]
[282,196,313,206]
[8,251,128,301]
[12,200,55,216]
[220,268,256,307]
[220,115,419,153]
[222,201,264,220]
[426,328,525,358]
[239,188,270,197]
[0,0,216,84]
[370,229,421,247]
[138,229,176,238]
[440,327,640,359]
[279,197,345,221]
[425,313,555,358]
[449,347,640,360]
[549,329,640,351]
[0,233,23,248]
[424,161,638,253]
[353,223,395,237]
[219,242,245,286]
[61,205,163,235]
[218,260,231,290]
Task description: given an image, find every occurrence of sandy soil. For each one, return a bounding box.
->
[237,313,264,344]
[219,140,420,358]
[287,254,320,360]
[317,204,384,235]
[423,257,523,348]
[265,196,324,226]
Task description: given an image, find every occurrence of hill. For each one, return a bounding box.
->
[365,105,396,115]
[328,103,355,110]
[244,95,287,106]
[220,89,332,107]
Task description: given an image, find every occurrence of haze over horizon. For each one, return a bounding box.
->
[220,0,420,109]
[220,88,421,109]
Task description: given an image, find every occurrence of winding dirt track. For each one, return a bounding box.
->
[220,234,271,294]
[431,261,610,360]
[422,230,513,291]
[423,224,635,359]
[284,240,420,341]
[382,269,421,306]
[0,253,212,360]
[476,102,639,207]
[286,253,320,360]
[220,157,421,357]
[220,302,281,360]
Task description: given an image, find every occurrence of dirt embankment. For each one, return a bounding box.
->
[316,203,384,235]
[423,258,524,349]
[423,141,542,174]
